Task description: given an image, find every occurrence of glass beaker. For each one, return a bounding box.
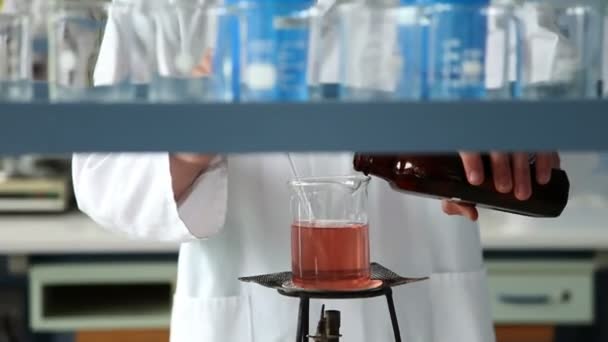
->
[47,0,141,102]
[0,12,32,102]
[148,3,237,102]
[306,0,354,101]
[240,1,317,101]
[515,3,602,99]
[426,4,513,100]
[337,3,423,101]
[289,175,372,290]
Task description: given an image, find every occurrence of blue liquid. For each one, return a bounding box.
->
[216,13,241,101]
[398,0,428,100]
[408,0,491,100]
[427,6,488,99]
[396,21,424,100]
[276,25,309,100]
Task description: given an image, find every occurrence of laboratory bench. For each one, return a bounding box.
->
[1,210,607,253]
[0,211,180,342]
[0,212,179,254]
[0,211,606,253]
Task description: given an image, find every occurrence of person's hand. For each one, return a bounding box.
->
[170,154,216,202]
[172,154,215,166]
[192,49,213,77]
[442,152,561,221]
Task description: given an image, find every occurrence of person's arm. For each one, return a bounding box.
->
[74,3,230,242]
[169,53,217,202]
[169,154,216,202]
[73,153,228,242]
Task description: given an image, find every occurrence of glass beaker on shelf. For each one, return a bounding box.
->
[289,175,373,291]
[148,3,237,102]
[425,3,514,100]
[0,11,32,102]
[47,0,144,102]
[337,3,424,101]
[240,1,317,102]
[515,2,602,99]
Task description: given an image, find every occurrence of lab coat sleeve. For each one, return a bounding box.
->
[72,153,228,242]
[424,204,484,273]
[424,201,496,342]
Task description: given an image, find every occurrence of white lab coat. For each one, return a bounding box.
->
[74,153,493,342]
[73,1,497,341]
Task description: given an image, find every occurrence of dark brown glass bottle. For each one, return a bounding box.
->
[353,153,570,217]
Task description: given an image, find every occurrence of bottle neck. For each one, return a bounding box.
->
[352,153,371,174]
[354,153,467,180]
[353,154,398,177]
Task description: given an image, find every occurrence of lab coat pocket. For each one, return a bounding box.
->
[170,294,253,342]
[429,268,496,342]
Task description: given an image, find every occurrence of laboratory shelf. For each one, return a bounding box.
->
[1,99,607,154]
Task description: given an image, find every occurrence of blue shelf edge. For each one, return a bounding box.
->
[1,100,607,154]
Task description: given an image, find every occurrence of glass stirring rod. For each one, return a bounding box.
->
[286,153,314,220]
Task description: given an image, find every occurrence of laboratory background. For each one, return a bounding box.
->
[1,0,608,341]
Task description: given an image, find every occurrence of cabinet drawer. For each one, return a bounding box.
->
[29,262,177,332]
[488,261,594,324]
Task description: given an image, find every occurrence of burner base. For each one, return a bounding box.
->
[239,262,429,342]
